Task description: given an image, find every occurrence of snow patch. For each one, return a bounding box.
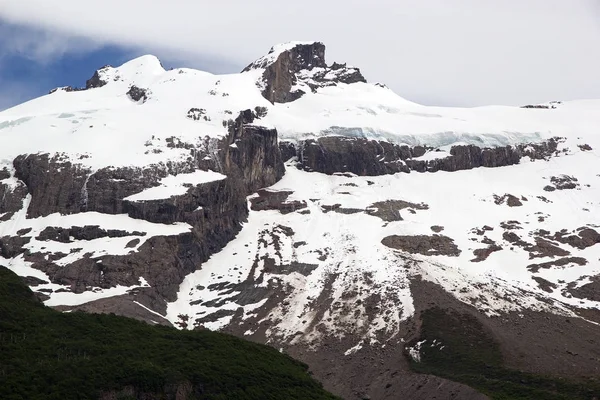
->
[124,170,226,201]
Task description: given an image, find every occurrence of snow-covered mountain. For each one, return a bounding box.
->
[1,41,599,399]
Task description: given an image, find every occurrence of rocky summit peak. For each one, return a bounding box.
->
[243,41,366,103]
[243,41,327,72]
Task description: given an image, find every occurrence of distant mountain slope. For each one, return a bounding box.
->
[1,41,599,400]
[0,265,338,400]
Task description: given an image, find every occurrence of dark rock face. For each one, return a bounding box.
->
[415,144,522,172]
[85,66,111,89]
[127,86,149,103]
[568,276,600,302]
[243,43,327,103]
[222,110,285,193]
[48,65,112,93]
[13,154,92,218]
[20,275,49,286]
[0,180,28,221]
[0,168,10,180]
[295,137,416,175]
[243,42,366,104]
[0,236,30,258]
[36,226,145,243]
[279,141,297,162]
[282,136,564,176]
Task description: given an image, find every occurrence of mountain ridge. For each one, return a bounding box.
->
[1,41,599,399]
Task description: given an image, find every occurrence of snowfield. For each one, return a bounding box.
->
[124,170,226,201]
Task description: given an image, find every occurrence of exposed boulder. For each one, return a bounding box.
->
[545,227,600,250]
[250,190,307,214]
[549,175,579,190]
[187,108,209,121]
[471,244,502,262]
[127,85,149,103]
[382,234,461,256]
[366,200,428,222]
[527,257,588,273]
[494,194,523,207]
[578,144,593,151]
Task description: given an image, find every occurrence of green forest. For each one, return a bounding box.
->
[0,266,338,400]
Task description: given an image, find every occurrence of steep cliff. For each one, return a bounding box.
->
[280,136,563,175]
[1,108,284,319]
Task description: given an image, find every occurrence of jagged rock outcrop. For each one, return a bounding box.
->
[127,85,149,103]
[521,101,562,109]
[85,65,111,89]
[222,109,285,193]
[48,86,83,94]
[281,136,565,176]
[243,42,366,103]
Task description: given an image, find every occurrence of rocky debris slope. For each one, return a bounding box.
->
[167,146,600,398]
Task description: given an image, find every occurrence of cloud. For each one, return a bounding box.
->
[1,0,600,106]
[0,23,101,64]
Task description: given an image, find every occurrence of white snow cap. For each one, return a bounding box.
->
[94,54,166,87]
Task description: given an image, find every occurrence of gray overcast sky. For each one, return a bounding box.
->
[1,0,600,107]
